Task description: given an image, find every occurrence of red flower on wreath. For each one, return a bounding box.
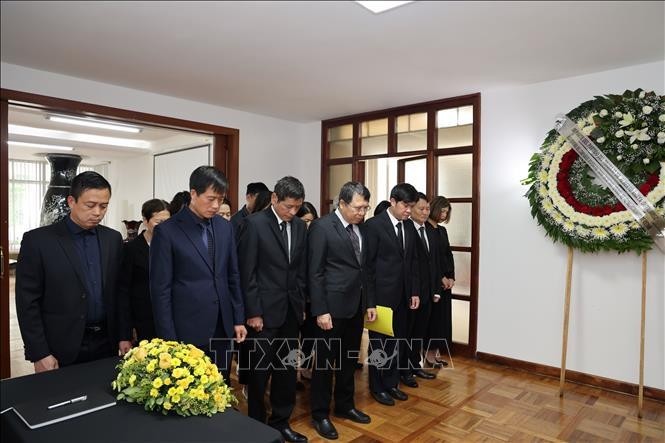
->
[555,149,660,216]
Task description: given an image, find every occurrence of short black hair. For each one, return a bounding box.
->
[141,199,170,220]
[390,183,418,204]
[69,171,112,201]
[274,176,305,201]
[189,166,228,196]
[417,192,428,202]
[253,190,273,213]
[296,201,319,219]
[338,181,370,206]
[169,191,191,214]
[246,182,269,195]
[374,200,391,216]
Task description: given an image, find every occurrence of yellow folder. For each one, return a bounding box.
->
[364,305,394,337]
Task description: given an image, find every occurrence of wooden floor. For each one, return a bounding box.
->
[8,273,665,442]
[230,356,665,442]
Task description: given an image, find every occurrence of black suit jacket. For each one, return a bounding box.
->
[364,211,419,310]
[117,231,155,340]
[15,218,127,365]
[307,212,373,320]
[238,208,307,328]
[406,219,439,306]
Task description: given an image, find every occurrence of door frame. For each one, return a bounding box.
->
[0,88,240,378]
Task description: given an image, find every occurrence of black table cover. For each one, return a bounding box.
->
[1,357,281,443]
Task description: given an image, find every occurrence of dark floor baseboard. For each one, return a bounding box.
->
[475,352,664,403]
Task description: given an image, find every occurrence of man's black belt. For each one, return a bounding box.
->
[84,322,106,333]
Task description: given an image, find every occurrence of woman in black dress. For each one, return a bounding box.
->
[425,196,454,367]
[118,199,170,342]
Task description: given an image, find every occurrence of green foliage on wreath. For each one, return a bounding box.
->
[522,89,665,254]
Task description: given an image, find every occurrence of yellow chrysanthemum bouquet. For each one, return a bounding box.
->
[112,338,237,417]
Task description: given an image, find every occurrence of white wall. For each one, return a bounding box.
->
[106,153,153,236]
[0,62,312,213]
[479,61,665,389]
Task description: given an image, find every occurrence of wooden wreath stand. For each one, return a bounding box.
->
[558,247,649,418]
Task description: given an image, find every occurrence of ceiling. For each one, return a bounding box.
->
[8,105,211,163]
[1,1,664,122]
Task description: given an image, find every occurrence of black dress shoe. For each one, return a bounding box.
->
[312,418,338,440]
[387,387,408,401]
[400,375,418,388]
[371,390,395,406]
[435,358,449,367]
[334,408,371,424]
[278,426,308,443]
[413,368,436,379]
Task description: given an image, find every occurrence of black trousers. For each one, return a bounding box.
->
[310,304,364,420]
[426,289,452,354]
[247,306,300,429]
[72,325,115,366]
[403,301,432,374]
[368,301,407,394]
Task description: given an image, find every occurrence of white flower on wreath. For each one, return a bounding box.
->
[591,227,609,239]
[619,113,635,127]
[597,136,606,143]
[610,223,629,238]
[563,221,575,232]
[599,109,608,117]
[576,226,590,237]
[657,132,665,144]
[642,106,653,115]
[659,114,665,122]
[625,128,651,143]
[615,129,625,138]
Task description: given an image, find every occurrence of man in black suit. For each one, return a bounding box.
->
[16,172,132,372]
[308,182,376,440]
[364,183,420,406]
[238,176,308,443]
[230,181,269,234]
[150,166,247,381]
[402,193,437,383]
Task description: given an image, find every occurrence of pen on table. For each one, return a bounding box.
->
[47,395,87,410]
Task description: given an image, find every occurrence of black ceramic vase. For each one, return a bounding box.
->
[40,153,82,226]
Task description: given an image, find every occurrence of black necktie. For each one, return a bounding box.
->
[346,224,361,263]
[202,223,214,263]
[419,226,429,253]
[280,221,290,262]
[396,222,404,250]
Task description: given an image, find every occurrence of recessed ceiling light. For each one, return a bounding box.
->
[355,1,413,14]
[8,141,74,151]
[47,115,142,133]
[8,124,152,149]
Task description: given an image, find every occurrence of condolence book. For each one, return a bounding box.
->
[8,389,116,429]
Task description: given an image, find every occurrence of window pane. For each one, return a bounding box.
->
[397,112,427,153]
[458,105,473,125]
[363,157,397,218]
[403,158,427,195]
[329,124,353,159]
[330,140,353,159]
[361,118,387,156]
[438,125,472,149]
[437,106,473,148]
[437,154,472,198]
[451,251,470,296]
[328,164,352,201]
[452,299,470,345]
[329,124,352,141]
[446,202,471,247]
